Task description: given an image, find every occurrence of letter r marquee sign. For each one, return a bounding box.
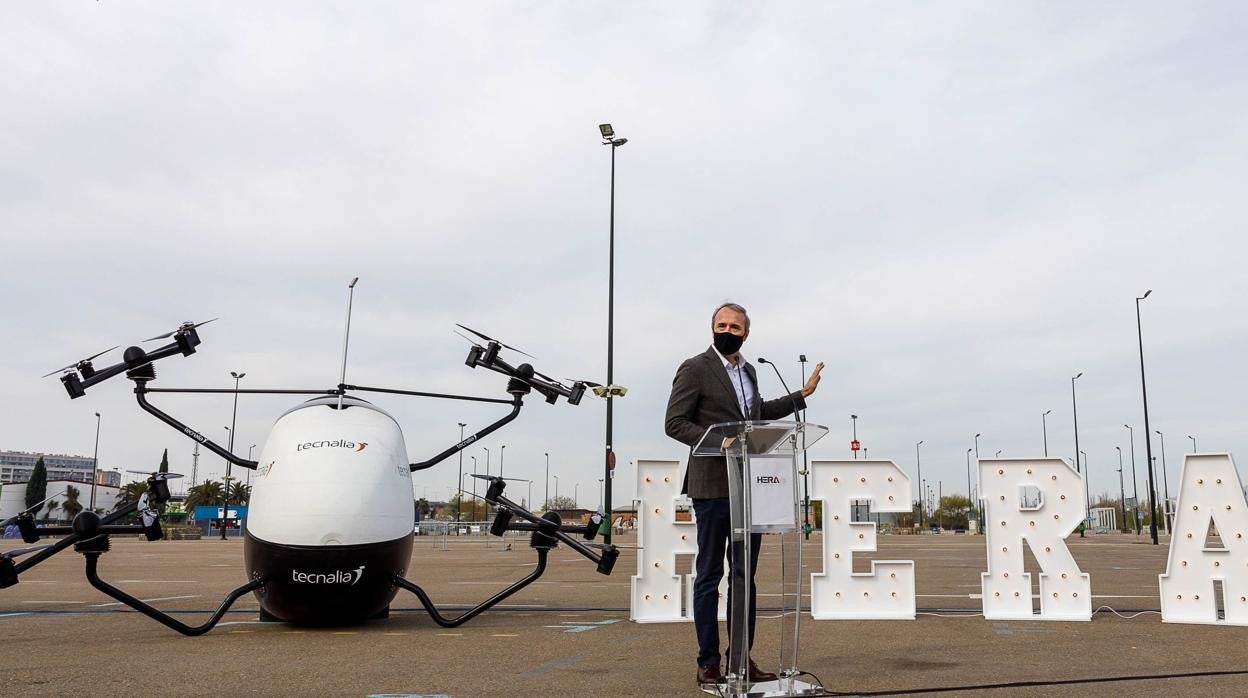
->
[630,452,1248,627]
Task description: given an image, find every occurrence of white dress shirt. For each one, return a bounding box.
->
[715,348,755,418]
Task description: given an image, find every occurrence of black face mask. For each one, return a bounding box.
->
[713,331,744,356]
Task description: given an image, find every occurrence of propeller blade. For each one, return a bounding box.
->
[84,345,119,363]
[0,544,58,560]
[145,318,218,342]
[124,470,184,480]
[454,324,535,358]
[468,473,528,483]
[41,346,119,378]
[41,364,76,379]
[452,329,484,348]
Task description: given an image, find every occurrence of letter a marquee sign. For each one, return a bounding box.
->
[630,453,1248,627]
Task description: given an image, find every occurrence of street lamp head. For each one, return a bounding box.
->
[851,414,858,419]
[1140,289,1153,300]
[1155,430,1162,436]
[1116,446,1121,452]
[917,440,923,446]
[612,137,628,147]
[1124,424,1131,429]
[458,422,467,428]
[230,371,245,380]
[95,411,101,418]
[975,433,981,439]
[1074,372,1083,380]
[1043,409,1052,416]
[598,123,614,138]
[967,448,973,454]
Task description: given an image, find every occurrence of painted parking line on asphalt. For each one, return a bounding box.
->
[90,594,199,607]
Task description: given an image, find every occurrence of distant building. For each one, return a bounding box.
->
[0,450,99,485]
[97,469,122,487]
[0,479,121,521]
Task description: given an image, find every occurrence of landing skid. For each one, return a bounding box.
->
[79,534,267,636]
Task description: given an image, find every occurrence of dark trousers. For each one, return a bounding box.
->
[692,497,762,667]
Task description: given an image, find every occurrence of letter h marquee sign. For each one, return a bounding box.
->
[630,453,1248,627]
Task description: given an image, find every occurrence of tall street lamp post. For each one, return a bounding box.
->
[470,456,478,520]
[1071,372,1083,473]
[457,423,467,522]
[90,412,102,511]
[1042,410,1052,457]
[222,426,232,537]
[965,448,973,528]
[1125,424,1141,535]
[499,444,506,479]
[483,447,490,478]
[599,122,628,546]
[1116,446,1128,532]
[915,441,924,527]
[553,474,560,506]
[1156,430,1171,533]
[223,370,245,541]
[1135,290,1159,545]
[851,415,858,458]
[1080,450,1091,525]
[1188,435,1197,452]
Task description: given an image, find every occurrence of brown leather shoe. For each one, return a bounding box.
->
[748,659,778,683]
[697,663,725,685]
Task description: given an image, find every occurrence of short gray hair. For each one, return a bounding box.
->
[711,302,750,331]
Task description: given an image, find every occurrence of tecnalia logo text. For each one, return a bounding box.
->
[291,566,365,586]
[297,439,367,452]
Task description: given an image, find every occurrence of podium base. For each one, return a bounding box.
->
[699,676,828,697]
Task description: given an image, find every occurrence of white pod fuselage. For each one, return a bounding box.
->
[243,396,414,624]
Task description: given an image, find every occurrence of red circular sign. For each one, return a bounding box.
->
[851,440,861,451]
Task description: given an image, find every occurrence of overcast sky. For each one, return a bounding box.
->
[2,2,1245,513]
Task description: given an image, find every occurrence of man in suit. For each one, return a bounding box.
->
[664,302,823,686]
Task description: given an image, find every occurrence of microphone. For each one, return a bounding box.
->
[757,357,801,425]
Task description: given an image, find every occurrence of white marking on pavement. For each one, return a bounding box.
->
[90,595,200,607]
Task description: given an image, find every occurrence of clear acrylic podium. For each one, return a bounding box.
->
[694,420,829,697]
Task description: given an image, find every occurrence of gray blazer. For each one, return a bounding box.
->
[664,346,806,499]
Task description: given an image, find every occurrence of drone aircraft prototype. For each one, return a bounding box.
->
[1,286,618,635]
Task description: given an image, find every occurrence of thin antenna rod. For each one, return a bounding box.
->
[337,277,359,409]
